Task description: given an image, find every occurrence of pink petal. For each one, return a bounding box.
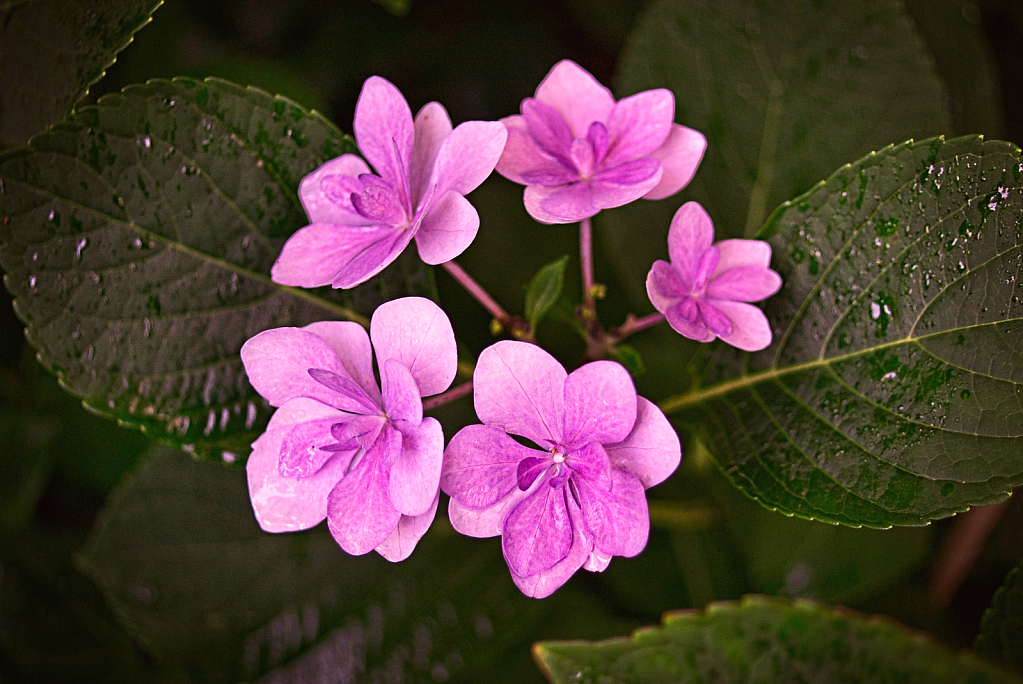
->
[565,441,612,490]
[246,398,351,532]
[520,99,574,166]
[270,222,398,289]
[442,424,539,509]
[474,340,566,446]
[712,238,773,274]
[326,427,403,555]
[241,328,373,412]
[429,120,508,200]
[528,182,596,224]
[409,102,453,206]
[534,60,615,139]
[301,321,382,405]
[602,89,674,168]
[388,417,444,516]
[646,260,686,313]
[375,492,439,562]
[667,202,715,278]
[447,487,532,538]
[381,358,423,426]
[605,397,681,488]
[510,494,592,598]
[590,163,662,210]
[330,227,413,289]
[415,190,479,264]
[706,265,783,302]
[575,468,648,558]
[298,155,375,225]
[277,417,352,478]
[353,76,414,203]
[370,297,457,398]
[496,119,571,185]
[561,360,637,447]
[502,485,572,577]
[643,125,706,200]
[665,303,714,342]
[697,299,732,336]
[710,299,774,351]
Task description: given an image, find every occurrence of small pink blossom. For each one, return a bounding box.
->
[272,76,508,289]
[441,341,681,598]
[496,59,706,224]
[241,297,457,561]
[647,202,782,351]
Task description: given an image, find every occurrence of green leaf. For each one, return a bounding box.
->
[524,255,569,331]
[0,0,164,150]
[77,446,636,683]
[534,595,1023,684]
[608,343,645,375]
[975,563,1023,672]
[0,77,432,455]
[602,0,950,309]
[660,136,1023,527]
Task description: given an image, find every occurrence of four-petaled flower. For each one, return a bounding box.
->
[441,341,681,598]
[496,59,706,224]
[241,297,457,561]
[646,201,783,352]
[272,76,508,289]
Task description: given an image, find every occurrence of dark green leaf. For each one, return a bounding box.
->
[661,136,1023,527]
[608,343,645,375]
[77,446,636,684]
[975,563,1023,672]
[0,0,164,149]
[0,77,432,455]
[534,595,1023,684]
[524,255,569,331]
[602,0,950,309]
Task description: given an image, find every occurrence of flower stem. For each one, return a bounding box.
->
[614,312,665,340]
[441,260,509,322]
[580,216,596,316]
[422,380,474,411]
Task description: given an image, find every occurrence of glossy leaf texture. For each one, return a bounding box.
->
[0,0,164,149]
[975,563,1023,672]
[661,136,1023,527]
[0,77,432,455]
[524,255,568,332]
[602,0,950,309]
[534,595,1023,684]
[77,446,636,684]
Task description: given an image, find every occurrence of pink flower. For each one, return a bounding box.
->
[272,76,508,289]
[241,297,457,561]
[496,60,706,224]
[647,202,782,352]
[441,341,681,598]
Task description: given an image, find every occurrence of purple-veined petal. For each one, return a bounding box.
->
[495,118,572,186]
[697,299,732,337]
[350,183,406,225]
[330,414,385,451]
[712,238,773,274]
[375,492,439,562]
[710,299,774,351]
[442,424,539,509]
[429,120,507,200]
[278,417,352,478]
[447,486,532,538]
[561,360,636,447]
[474,340,566,446]
[589,162,662,211]
[353,76,414,205]
[327,426,403,555]
[370,297,457,398]
[330,226,413,289]
[502,484,572,578]
[381,358,423,426]
[692,246,720,290]
[307,368,380,413]
[706,265,783,302]
[587,122,609,165]
[529,182,597,224]
[574,468,648,558]
[521,98,574,166]
[677,297,699,322]
[646,260,687,313]
[241,328,371,412]
[302,321,382,405]
[299,155,375,225]
[667,202,715,279]
[522,168,579,185]
[605,397,681,488]
[271,222,397,289]
[409,102,453,207]
[665,303,714,342]
[389,417,444,516]
[534,60,615,139]
[643,124,707,200]
[517,456,550,491]
[415,190,479,265]
[570,138,596,177]
[565,441,612,490]
[510,492,592,598]
[602,89,674,168]
[246,398,351,532]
